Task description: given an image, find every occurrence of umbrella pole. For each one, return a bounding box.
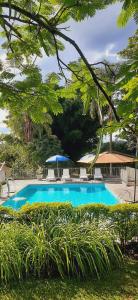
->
[57,159,59,178]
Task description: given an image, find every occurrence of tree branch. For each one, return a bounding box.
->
[52,34,68,83]
[0,2,120,121]
[2,18,22,38]
[0,14,36,25]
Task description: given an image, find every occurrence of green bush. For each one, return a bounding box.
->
[109,204,138,249]
[0,206,16,222]
[0,202,138,248]
[18,202,73,225]
[0,222,46,283]
[0,221,123,284]
[75,204,109,223]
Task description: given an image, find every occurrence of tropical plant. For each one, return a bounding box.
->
[0,221,123,283]
[15,203,138,246]
[0,112,63,168]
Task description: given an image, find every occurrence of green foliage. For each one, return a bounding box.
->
[0,67,63,124]
[0,222,48,282]
[0,114,63,168]
[0,220,122,284]
[98,29,138,143]
[101,140,136,155]
[0,140,34,168]
[0,206,16,222]
[117,0,138,26]
[18,202,73,225]
[0,0,136,144]
[114,29,138,140]
[0,223,22,283]
[0,259,137,300]
[75,204,109,223]
[52,98,100,160]
[1,202,137,247]
[28,129,63,166]
[109,204,138,248]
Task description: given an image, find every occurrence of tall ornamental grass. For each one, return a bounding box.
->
[0,203,138,247]
[0,221,123,284]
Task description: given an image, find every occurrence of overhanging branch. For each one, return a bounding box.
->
[0,2,120,121]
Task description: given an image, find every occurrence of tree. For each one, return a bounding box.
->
[115,29,138,147]
[0,108,63,170]
[0,0,128,122]
[52,98,100,160]
[0,64,63,129]
[0,0,136,137]
[117,29,138,202]
[101,140,136,156]
[0,1,137,162]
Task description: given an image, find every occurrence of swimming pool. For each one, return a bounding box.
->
[2,183,118,210]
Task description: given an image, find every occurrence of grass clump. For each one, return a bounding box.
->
[0,221,123,284]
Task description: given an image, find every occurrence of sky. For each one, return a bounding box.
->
[0,2,137,135]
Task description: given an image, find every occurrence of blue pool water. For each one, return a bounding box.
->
[2,183,118,210]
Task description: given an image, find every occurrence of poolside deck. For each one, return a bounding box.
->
[0,179,137,205]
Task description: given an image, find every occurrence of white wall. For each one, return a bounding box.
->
[121,167,138,186]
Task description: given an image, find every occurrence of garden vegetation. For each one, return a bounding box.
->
[0,203,137,284]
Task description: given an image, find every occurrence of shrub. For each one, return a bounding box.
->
[0,206,16,223]
[1,202,138,248]
[18,202,73,225]
[0,221,123,284]
[75,204,109,223]
[0,222,23,282]
[109,204,138,249]
[0,222,47,283]
[49,222,122,278]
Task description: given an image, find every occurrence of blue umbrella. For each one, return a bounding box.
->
[46,155,70,177]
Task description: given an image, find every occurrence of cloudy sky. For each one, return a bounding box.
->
[0,2,137,134]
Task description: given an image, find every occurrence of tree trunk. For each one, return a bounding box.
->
[24,113,33,143]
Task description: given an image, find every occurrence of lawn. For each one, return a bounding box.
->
[0,260,137,300]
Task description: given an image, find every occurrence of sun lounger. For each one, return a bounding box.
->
[94,168,103,180]
[46,169,56,181]
[62,169,71,181]
[80,168,88,180]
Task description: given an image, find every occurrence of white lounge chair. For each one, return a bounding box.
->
[7,178,16,193]
[62,169,71,181]
[46,169,56,181]
[94,168,103,180]
[80,168,88,181]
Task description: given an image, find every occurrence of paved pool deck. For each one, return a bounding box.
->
[0,179,137,205]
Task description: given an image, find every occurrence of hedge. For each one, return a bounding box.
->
[19,202,73,224]
[0,206,16,222]
[0,202,138,247]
